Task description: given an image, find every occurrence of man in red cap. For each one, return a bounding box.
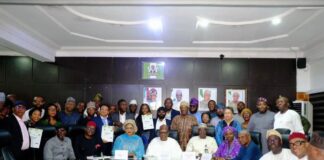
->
[73,121,101,160]
[289,132,308,160]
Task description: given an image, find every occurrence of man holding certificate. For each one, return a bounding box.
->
[93,104,113,156]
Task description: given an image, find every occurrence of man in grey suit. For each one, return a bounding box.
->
[111,99,135,134]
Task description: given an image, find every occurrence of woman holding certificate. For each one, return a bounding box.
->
[135,104,154,148]
[112,119,145,159]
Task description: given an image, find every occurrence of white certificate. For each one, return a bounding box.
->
[28,128,43,148]
[142,114,154,130]
[201,153,212,160]
[181,152,196,160]
[101,125,114,142]
[114,150,128,160]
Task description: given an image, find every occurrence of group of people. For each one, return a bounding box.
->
[0,91,323,160]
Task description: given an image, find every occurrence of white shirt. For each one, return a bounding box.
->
[146,137,182,160]
[165,111,171,120]
[274,109,304,133]
[260,148,295,160]
[119,112,126,124]
[291,155,308,160]
[22,108,45,122]
[186,136,218,156]
[100,116,109,125]
[155,118,167,130]
[14,114,30,150]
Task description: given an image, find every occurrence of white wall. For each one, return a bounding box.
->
[309,59,324,93]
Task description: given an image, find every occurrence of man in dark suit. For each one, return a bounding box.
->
[111,99,135,128]
[164,98,180,122]
[92,104,113,156]
[4,101,31,160]
[150,107,171,140]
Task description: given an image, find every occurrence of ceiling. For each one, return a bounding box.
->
[0,0,324,62]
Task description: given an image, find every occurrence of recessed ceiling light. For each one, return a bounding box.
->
[272,17,281,25]
[147,18,163,31]
[197,19,209,28]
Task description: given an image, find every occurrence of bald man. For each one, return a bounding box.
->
[146,125,182,159]
[234,130,261,160]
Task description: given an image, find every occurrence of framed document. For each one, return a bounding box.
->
[101,125,114,142]
[198,88,217,111]
[28,128,43,148]
[225,89,247,113]
[142,114,154,130]
[142,62,165,80]
[114,150,128,160]
[181,152,196,160]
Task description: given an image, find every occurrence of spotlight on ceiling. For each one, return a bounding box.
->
[147,18,163,31]
[197,19,209,28]
[272,17,281,25]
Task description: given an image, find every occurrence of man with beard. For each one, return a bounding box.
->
[43,126,75,160]
[274,96,304,133]
[210,102,225,127]
[260,129,294,160]
[74,121,101,160]
[150,107,172,140]
[247,97,275,154]
[164,98,179,122]
[207,100,217,118]
[233,101,246,124]
[171,101,198,150]
[22,96,46,121]
[189,98,202,123]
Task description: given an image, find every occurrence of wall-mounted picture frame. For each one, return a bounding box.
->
[142,62,165,80]
[225,89,247,113]
[170,88,190,111]
[143,87,162,111]
[198,88,217,111]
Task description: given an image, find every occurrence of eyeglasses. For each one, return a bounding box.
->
[289,140,306,147]
[86,127,96,131]
[15,105,26,110]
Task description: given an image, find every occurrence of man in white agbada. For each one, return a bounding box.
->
[186,123,218,156]
[274,96,304,133]
[260,129,295,160]
[146,125,182,160]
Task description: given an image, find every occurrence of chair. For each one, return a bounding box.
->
[250,131,262,151]
[191,125,215,137]
[156,130,179,141]
[0,129,14,160]
[68,125,86,145]
[275,128,291,149]
[0,129,11,148]
[275,128,291,134]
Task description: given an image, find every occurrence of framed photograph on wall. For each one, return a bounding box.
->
[198,88,217,111]
[225,89,247,113]
[142,62,165,80]
[170,88,190,111]
[143,87,162,111]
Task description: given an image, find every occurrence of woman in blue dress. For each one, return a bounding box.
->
[112,119,145,159]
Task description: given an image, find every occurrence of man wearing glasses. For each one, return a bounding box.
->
[289,132,308,160]
[4,101,30,160]
[74,121,101,160]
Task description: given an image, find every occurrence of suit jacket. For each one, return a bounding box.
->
[4,115,28,158]
[92,116,113,142]
[170,109,180,122]
[111,112,135,124]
